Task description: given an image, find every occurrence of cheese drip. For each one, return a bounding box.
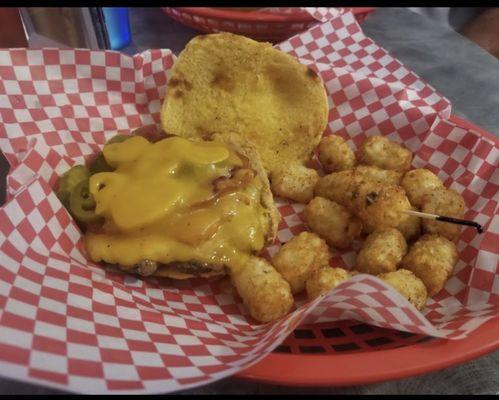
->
[85,136,268,268]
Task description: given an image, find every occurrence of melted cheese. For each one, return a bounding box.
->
[84,136,267,268]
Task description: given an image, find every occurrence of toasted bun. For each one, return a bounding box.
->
[160,32,329,176]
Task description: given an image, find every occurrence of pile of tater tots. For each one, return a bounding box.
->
[270,135,464,310]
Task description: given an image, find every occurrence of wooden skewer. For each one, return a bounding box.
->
[364,194,483,234]
[402,209,483,234]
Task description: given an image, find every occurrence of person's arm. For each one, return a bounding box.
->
[459,8,499,59]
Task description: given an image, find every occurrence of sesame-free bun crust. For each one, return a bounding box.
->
[160,32,329,176]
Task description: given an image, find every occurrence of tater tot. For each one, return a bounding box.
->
[353,184,412,234]
[230,256,294,323]
[401,168,444,207]
[349,179,386,217]
[306,266,352,300]
[271,163,320,203]
[421,188,465,243]
[303,197,362,249]
[378,269,428,310]
[318,135,356,173]
[315,170,356,207]
[355,165,403,186]
[401,234,458,296]
[357,136,413,172]
[395,206,421,242]
[356,228,407,275]
[314,170,367,211]
[273,232,332,294]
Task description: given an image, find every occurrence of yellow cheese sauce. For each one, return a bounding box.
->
[84,136,268,269]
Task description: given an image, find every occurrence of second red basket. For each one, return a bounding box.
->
[161,7,375,42]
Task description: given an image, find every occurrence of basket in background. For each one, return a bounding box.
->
[161,7,375,42]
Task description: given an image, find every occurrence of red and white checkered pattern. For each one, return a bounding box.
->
[0,48,175,201]
[0,11,497,394]
[303,7,346,22]
[258,7,341,19]
[261,7,372,25]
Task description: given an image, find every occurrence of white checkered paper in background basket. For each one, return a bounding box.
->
[0,10,498,394]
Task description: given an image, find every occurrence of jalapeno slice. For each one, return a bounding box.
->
[88,135,132,174]
[56,165,90,207]
[69,180,102,224]
[107,134,132,145]
[89,153,114,174]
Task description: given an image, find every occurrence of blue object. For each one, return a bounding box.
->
[102,7,131,50]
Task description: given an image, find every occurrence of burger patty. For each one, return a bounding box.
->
[133,259,226,277]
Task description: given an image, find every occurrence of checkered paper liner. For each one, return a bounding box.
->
[0,10,498,394]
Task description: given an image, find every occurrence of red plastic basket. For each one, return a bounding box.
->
[161,7,375,42]
[235,114,499,387]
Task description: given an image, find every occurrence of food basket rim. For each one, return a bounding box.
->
[170,7,376,23]
[237,316,499,386]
